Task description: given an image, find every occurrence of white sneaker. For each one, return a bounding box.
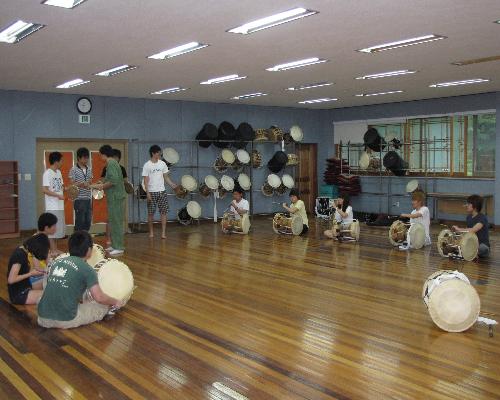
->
[109,249,124,256]
[398,244,410,251]
[105,246,114,252]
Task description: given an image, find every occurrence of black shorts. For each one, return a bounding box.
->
[301,224,309,235]
[9,288,30,305]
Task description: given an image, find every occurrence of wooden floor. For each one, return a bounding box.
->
[1,216,500,400]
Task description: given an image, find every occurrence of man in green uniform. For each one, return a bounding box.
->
[38,231,123,329]
[93,145,126,256]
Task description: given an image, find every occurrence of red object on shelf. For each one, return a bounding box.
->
[0,161,20,238]
[323,158,361,195]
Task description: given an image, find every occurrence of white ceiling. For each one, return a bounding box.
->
[1,0,500,109]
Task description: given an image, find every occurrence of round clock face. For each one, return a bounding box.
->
[77,97,92,114]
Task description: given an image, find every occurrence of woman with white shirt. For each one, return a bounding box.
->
[324,194,353,239]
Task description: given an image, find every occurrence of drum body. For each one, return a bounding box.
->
[200,175,219,197]
[214,149,235,172]
[261,182,274,197]
[363,127,386,152]
[251,150,262,168]
[388,220,408,246]
[221,213,250,234]
[196,123,218,148]
[199,183,212,197]
[286,154,299,166]
[437,229,479,261]
[275,184,287,195]
[174,185,188,199]
[272,213,303,235]
[93,259,134,303]
[383,151,408,176]
[422,270,480,332]
[268,126,284,142]
[177,207,192,225]
[388,220,425,249]
[254,129,268,141]
[329,220,360,241]
[67,185,79,200]
[268,151,288,173]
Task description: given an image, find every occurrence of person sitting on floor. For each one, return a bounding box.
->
[324,194,353,239]
[398,190,431,250]
[7,233,50,305]
[37,231,124,329]
[282,188,309,235]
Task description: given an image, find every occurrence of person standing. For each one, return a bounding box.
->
[69,147,93,232]
[142,145,177,238]
[92,145,126,256]
[42,151,65,255]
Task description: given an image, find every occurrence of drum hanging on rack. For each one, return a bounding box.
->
[196,123,218,148]
[406,179,420,193]
[177,201,202,225]
[123,180,134,194]
[92,259,134,304]
[275,183,288,195]
[218,175,234,199]
[328,220,360,241]
[162,147,180,167]
[215,121,236,149]
[268,126,284,142]
[268,151,288,173]
[175,175,197,199]
[232,149,250,171]
[199,175,219,198]
[254,129,268,141]
[422,270,480,332]
[272,213,303,235]
[237,173,251,191]
[251,150,263,168]
[363,127,386,152]
[316,197,333,217]
[235,122,255,148]
[221,213,251,234]
[286,154,299,166]
[383,151,408,176]
[359,151,371,170]
[437,229,478,262]
[214,149,236,173]
[261,174,281,197]
[388,220,425,249]
[281,174,295,189]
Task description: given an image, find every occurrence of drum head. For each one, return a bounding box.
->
[88,244,106,267]
[236,149,250,164]
[238,173,251,190]
[460,232,479,261]
[291,215,304,235]
[162,147,179,165]
[359,152,370,169]
[186,201,201,219]
[240,214,250,234]
[267,174,281,188]
[290,125,304,142]
[409,222,425,249]
[427,279,480,332]
[350,220,360,241]
[282,174,295,189]
[220,175,234,191]
[181,175,197,191]
[221,149,235,164]
[96,259,134,302]
[92,189,104,200]
[437,229,453,258]
[406,179,419,193]
[205,175,219,190]
[388,220,406,246]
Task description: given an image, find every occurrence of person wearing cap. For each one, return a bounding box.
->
[142,145,178,239]
[282,189,309,235]
[229,187,249,219]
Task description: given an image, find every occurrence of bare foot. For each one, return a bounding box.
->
[161,235,166,239]
[149,233,154,238]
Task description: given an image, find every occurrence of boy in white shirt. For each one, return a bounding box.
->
[142,145,178,239]
[42,151,65,256]
[229,187,249,219]
[324,194,353,239]
[399,190,431,249]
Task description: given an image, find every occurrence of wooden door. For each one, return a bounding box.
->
[297,143,318,213]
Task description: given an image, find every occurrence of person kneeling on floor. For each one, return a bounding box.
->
[37,231,124,329]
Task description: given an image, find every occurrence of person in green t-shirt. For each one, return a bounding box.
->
[91,145,126,256]
[37,231,124,329]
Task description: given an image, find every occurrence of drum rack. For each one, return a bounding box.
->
[127,138,300,232]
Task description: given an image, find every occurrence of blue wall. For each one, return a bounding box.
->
[0,89,332,229]
[327,92,500,224]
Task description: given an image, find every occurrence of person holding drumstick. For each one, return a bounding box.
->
[229,187,249,219]
[452,194,490,258]
[323,194,353,239]
[142,145,178,239]
[282,188,308,235]
[399,190,431,250]
[37,231,124,329]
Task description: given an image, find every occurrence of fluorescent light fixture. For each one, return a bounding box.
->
[56,78,91,89]
[0,20,45,44]
[494,20,500,24]
[42,0,87,9]
[148,42,208,60]
[429,79,490,88]
[231,92,267,100]
[286,82,333,91]
[227,7,318,35]
[266,57,328,72]
[357,34,446,53]
[355,70,416,80]
[298,97,338,104]
[355,90,403,97]
[95,65,137,77]
[200,74,247,85]
[151,87,188,95]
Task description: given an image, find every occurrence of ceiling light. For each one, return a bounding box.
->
[56,79,91,89]
[227,7,318,35]
[95,65,137,77]
[0,20,45,44]
[355,90,403,97]
[286,82,333,91]
[429,79,490,88]
[231,92,267,100]
[148,42,208,60]
[298,97,338,104]
[200,74,247,85]
[151,87,188,95]
[494,20,500,24]
[452,55,500,66]
[42,0,87,9]
[355,70,417,80]
[266,57,328,72]
[357,34,446,53]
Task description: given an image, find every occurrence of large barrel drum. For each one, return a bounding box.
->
[383,151,408,176]
[363,128,386,152]
[196,123,218,148]
[267,151,288,173]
